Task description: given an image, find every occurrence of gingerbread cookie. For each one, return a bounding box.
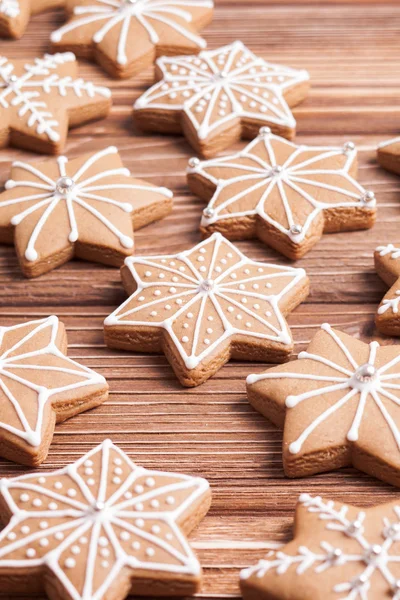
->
[50,0,214,79]
[0,146,173,278]
[0,439,211,599]
[0,316,108,467]
[374,243,400,336]
[0,52,111,154]
[0,0,64,39]
[378,137,400,175]
[241,493,400,600]
[187,128,377,259]
[133,41,310,158]
[104,232,309,387]
[247,323,400,487]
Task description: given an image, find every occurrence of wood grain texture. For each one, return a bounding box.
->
[0,2,400,598]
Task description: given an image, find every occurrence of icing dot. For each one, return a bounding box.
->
[7,532,16,541]
[146,548,155,557]
[113,477,121,485]
[99,537,108,547]
[33,499,42,507]
[38,477,46,484]
[152,525,161,534]
[228,307,234,313]
[183,323,189,329]
[40,521,48,529]
[21,526,30,534]
[79,537,88,545]
[158,273,165,279]
[135,519,145,528]
[146,478,155,487]
[135,502,144,511]
[154,291,161,297]
[114,467,123,475]
[138,296,145,302]
[246,322,252,328]
[204,339,210,345]
[134,485,144,494]
[239,284,245,290]
[85,468,93,475]
[54,482,63,490]
[253,304,260,310]
[166,496,175,505]
[132,541,141,550]
[150,499,159,508]
[101,548,110,557]
[150,311,157,317]
[230,273,237,280]
[187,313,193,319]
[49,503,58,511]
[55,532,64,541]
[84,460,93,467]
[169,287,177,294]
[208,316,213,321]
[39,538,49,547]
[182,336,189,343]
[176,299,183,305]
[71,545,80,555]
[253,284,259,290]
[265,311,272,317]
[120,531,130,541]
[206,328,213,334]
[145,271,152,277]
[166,533,173,540]
[266,283,272,289]
[101,561,109,568]
[26,548,36,558]
[20,493,30,502]
[67,489,76,497]
[64,558,76,569]
[165,305,171,310]
[87,478,95,486]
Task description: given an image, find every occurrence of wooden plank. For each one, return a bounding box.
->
[1,2,400,599]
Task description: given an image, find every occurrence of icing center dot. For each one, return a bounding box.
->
[4,74,18,88]
[199,279,214,293]
[350,363,378,391]
[56,176,75,196]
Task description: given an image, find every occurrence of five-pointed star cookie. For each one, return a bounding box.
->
[378,137,400,175]
[50,0,214,79]
[0,0,64,39]
[374,243,400,336]
[187,128,377,260]
[240,493,400,600]
[133,41,310,158]
[104,232,309,387]
[0,439,211,600]
[0,316,108,466]
[247,323,400,488]
[0,52,111,154]
[0,146,173,278]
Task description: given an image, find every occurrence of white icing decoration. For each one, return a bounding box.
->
[134,41,310,140]
[104,232,307,370]
[0,439,209,600]
[51,0,214,64]
[378,136,400,150]
[377,244,400,260]
[0,53,110,143]
[241,493,400,600]
[247,323,400,455]
[0,316,106,447]
[0,0,19,18]
[189,129,376,244]
[378,292,400,315]
[0,146,172,261]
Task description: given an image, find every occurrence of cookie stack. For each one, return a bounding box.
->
[0,2,398,600]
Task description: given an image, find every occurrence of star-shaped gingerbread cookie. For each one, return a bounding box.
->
[133,41,310,158]
[378,137,400,175]
[0,439,211,600]
[241,493,400,600]
[50,0,214,79]
[247,323,400,488]
[0,146,173,278]
[0,316,108,466]
[0,52,111,154]
[374,243,400,336]
[104,232,309,387]
[0,0,64,39]
[188,128,377,259]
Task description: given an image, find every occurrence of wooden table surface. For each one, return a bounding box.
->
[1,2,400,598]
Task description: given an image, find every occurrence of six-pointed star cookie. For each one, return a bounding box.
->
[50,0,214,79]
[104,232,309,387]
[187,128,377,259]
[0,146,173,278]
[247,323,400,487]
[133,41,310,158]
[0,316,108,467]
[0,0,64,39]
[378,137,400,175]
[0,439,211,600]
[240,493,400,600]
[0,52,111,154]
[374,244,400,336]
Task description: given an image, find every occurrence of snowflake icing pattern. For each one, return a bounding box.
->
[241,494,400,600]
[0,316,106,447]
[51,0,214,65]
[105,233,307,370]
[0,440,210,600]
[134,41,310,141]
[189,129,376,246]
[0,52,110,143]
[375,244,400,317]
[247,323,400,458]
[0,146,172,263]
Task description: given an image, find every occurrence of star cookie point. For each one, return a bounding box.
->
[188,128,376,259]
[0,52,111,154]
[0,146,173,277]
[378,136,400,175]
[51,0,214,79]
[0,316,108,466]
[247,324,400,487]
[241,494,400,600]
[0,0,65,39]
[105,233,309,387]
[374,243,400,335]
[0,441,211,600]
[134,42,310,157]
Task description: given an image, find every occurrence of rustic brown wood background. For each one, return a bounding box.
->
[1,1,400,598]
